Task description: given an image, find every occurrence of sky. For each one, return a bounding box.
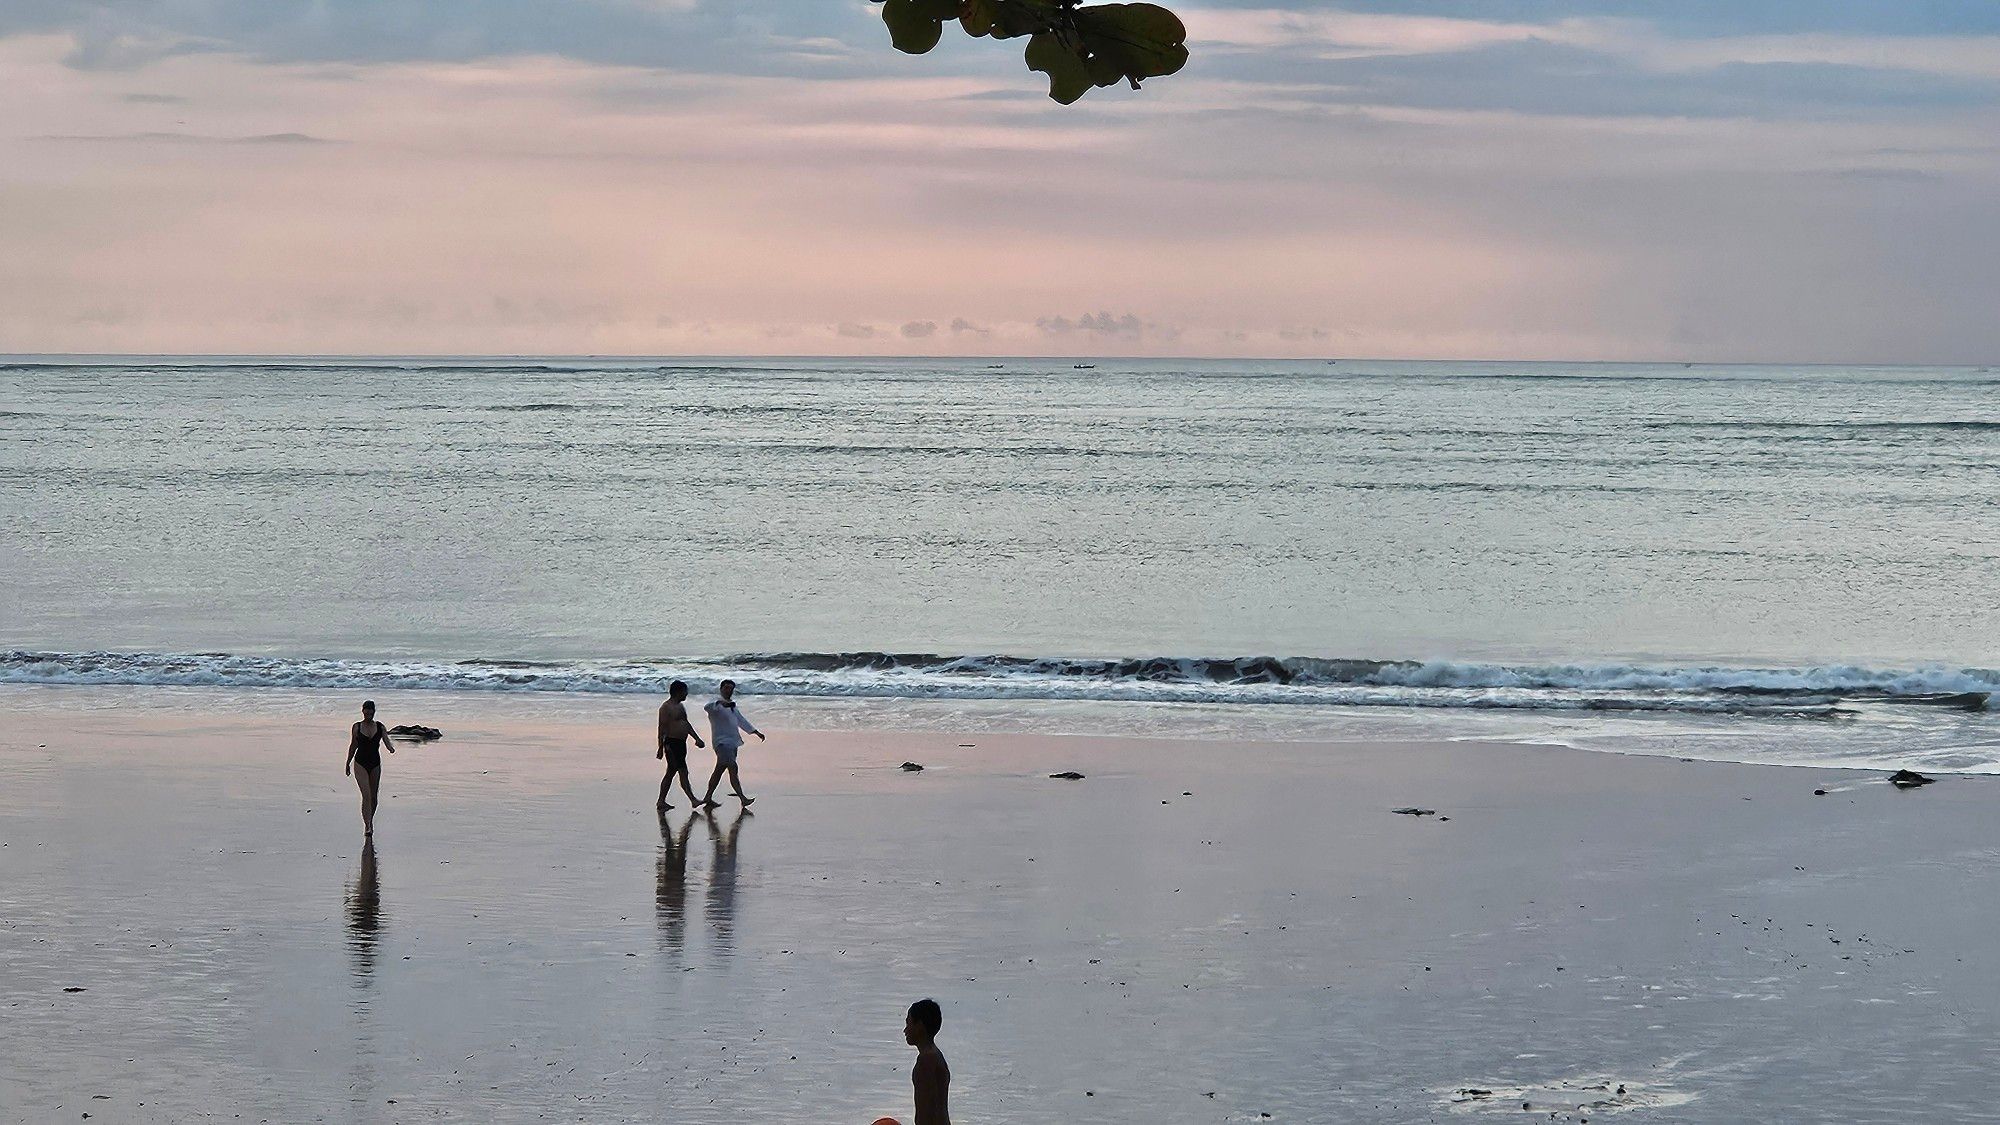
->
[3,1,1998,361]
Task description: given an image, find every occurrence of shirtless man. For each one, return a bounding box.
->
[904,998,951,1125]
[656,681,706,811]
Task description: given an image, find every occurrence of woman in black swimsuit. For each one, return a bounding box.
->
[345,700,396,836]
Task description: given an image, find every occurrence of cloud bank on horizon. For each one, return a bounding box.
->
[3,1,1997,361]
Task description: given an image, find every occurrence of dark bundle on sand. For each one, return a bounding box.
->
[390,725,443,741]
[1887,769,1934,788]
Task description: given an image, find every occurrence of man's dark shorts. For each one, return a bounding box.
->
[663,737,689,774]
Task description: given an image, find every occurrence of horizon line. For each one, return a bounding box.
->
[3,352,1994,370]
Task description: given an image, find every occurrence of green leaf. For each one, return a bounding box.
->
[1025,31,1094,104]
[877,0,1189,102]
[1074,2,1188,83]
[1083,50,1124,88]
[883,0,947,54]
[962,0,1061,40]
[959,0,1000,37]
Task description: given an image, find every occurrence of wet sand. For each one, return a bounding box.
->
[2,692,1996,1123]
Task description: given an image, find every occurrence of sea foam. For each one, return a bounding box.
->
[2,649,1991,717]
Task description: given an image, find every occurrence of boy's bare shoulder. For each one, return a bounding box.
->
[915,1048,950,1079]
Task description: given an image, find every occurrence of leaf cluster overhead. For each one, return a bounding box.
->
[874,0,1189,104]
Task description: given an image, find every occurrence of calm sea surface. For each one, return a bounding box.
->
[4,356,1998,768]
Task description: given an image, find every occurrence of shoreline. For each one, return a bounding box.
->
[2,681,1994,779]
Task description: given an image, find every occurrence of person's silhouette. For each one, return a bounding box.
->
[344,701,396,836]
[904,998,951,1125]
[656,681,706,810]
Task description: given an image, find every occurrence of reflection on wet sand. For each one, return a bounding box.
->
[704,808,747,957]
[656,810,694,955]
[345,841,382,983]
[343,842,383,1117]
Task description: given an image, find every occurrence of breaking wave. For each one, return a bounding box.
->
[1,649,1992,718]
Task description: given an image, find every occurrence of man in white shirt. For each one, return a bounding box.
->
[700,678,765,809]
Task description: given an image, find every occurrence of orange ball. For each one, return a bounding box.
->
[872,1119,902,1125]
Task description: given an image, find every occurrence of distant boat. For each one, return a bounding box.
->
[1074,364,1095,369]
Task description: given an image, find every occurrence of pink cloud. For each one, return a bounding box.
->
[3,33,1998,361]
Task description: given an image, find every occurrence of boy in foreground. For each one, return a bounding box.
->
[904,998,950,1125]
[656,680,705,810]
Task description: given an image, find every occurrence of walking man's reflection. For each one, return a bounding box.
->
[704,807,748,956]
[656,810,695,954]
[345,841,383,982]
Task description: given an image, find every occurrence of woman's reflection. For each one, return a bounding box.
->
[345,841,383,983]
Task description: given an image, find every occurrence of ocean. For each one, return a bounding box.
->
[4,355,1997,770]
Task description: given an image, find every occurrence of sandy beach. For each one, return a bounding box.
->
[2,688,1994,1123]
